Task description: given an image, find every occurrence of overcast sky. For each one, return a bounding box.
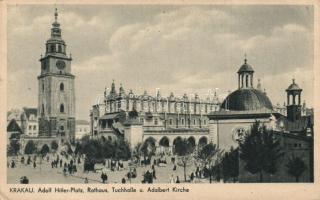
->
[7,5,314,120]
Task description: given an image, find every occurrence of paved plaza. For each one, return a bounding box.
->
[7,154,213,184]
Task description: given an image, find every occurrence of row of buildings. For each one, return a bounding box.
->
[7,108,89,141]
[7,8,314,182]
[90,58,314,182]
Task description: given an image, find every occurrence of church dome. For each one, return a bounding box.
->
[286,79,302,91]
[237,59,254,74]
[221,88,273,111]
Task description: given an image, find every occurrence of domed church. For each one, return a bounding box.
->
[208,58,277,151]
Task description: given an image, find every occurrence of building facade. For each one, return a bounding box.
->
[90,81,220,152]
[208,58,313,182]
[38,8,76,142]
[75,120,90,140]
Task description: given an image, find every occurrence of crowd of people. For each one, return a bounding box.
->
[8,147,219,184]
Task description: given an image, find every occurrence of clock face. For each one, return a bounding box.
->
[56,60,66,70]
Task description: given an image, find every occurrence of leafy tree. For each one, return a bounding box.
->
[140,139,156,164]
[222,147,239,182]
[8,140,20,156]
[175,138,194,182]
[24,140,37,155]
[286,155,306,182]
[239,121,284,182]
[40,144,50,156]
[74,141,82,155]
[113,138,131,160]
[51,140,59,152]
[195,142,221,183]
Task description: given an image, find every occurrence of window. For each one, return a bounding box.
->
[33,125,36,130]
[42,84,44,92]
[60,126,64,131]
[60,104,64,113]
[79,128,82,132]
[58,45,62,53]
[203,119,207,125]
[294,143,297,147]
[233,128,246,142]
[154,118,158,125]
[169,119,173,125]
[50,44,55,52]
[245,75,248,87]
[29,125,32,130]
[60,83,64,91]
[194,119,196,125]
[42,104,45,114]
[140,118,144,124]
[181,118,184,125]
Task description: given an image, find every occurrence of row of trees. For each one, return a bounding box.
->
[75,135,131,163]
[240,121,308,182]
[7,139,59,157]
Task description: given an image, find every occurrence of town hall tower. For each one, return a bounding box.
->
[38,8,75,142]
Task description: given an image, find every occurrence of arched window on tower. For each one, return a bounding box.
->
[60,83,64,91]
[60,104,64,113]
[58,45,62,53]
[42,104,45,115]
[245,75,249,87]
[50,44,55,52]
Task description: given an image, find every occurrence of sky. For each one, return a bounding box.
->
[7,5,314,120]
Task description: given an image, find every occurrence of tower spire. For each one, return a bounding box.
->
[244,53,247,64]
[54,7,58,22]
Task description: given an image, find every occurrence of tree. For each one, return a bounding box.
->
[51,140,59,152]
[8,139,20,156]
[140,139,156,165]
[222,147,239,182]
[24,140,37,155]
[175,138,194,182]
[40,144,50,156]
[286,155,306,182]
[239,121,284,182]
[113,138,131,161]
[195,142,221,183]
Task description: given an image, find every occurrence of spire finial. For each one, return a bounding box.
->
[292,78,295,84]
[54,7,58,22]
[244,53,247,64]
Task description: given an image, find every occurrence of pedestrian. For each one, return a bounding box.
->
[153,169,156,179]
[60,159,63,167]
[11,160,15,168]
[27,156,31,165]
[169,175,175,183]
[190,172,195,182]
[176,176,180,183]
[122,178,126,184]
[33,161,36,168]
[84,177,89,184]
[173,164,177,171]
[101,173,108,183]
